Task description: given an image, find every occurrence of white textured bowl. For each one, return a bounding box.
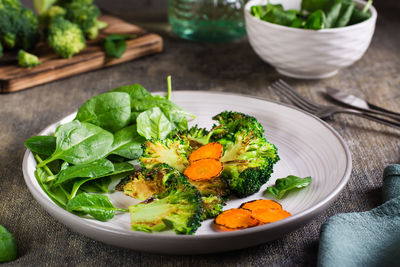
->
[245,0,377,79]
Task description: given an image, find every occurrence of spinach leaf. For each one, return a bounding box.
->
[304,10,326,29]
[263,7,298,26]
[66,193,128,221]
[35,155,69,207]
[54,158,114,186]
[103,34,136,59]
[335,0,354,27]
[325,0,342,28]
[75,92,131,133]
[265,175,312,199]
[0,225,17,262]
[111,125,145,159]
[69,162,134,198]
[349,0,372,25]
[80,177,112,194]
[24,135,56,156]
[136,107,175,139]
[110,83,152,106]
[301,0,330,12]
[38,121,114,167]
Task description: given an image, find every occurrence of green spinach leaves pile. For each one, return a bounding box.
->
[251,0,373,30]
[25,77,194,222]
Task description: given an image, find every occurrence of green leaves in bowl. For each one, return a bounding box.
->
[251,0,373,30]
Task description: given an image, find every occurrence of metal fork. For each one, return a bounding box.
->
[269,79,400,131]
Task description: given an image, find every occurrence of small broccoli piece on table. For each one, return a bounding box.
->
[140,137,192,173]
[211,111,280,197]
[116,164,184,201]
[47,17,85,58]
[201,195,224,220]
[18,50,40,68]
[129,165,202,235]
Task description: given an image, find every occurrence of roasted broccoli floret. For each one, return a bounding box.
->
[211,111,279,197]
[140,137,192,173]
[201,195,224,220]
[129,165,202,234]
[18,50,41,68]
[188,176,230,198]
[47,16,85,58]
[0,0,40,50]
[116,164,184,201]
[178,125,214,149]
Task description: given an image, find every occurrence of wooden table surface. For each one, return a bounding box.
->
[1,1,399,266]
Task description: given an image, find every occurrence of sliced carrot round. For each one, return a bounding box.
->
[240,199,282,212]
[214,208,259,231]
[188,142,223,162]
[184,158,223,181]
[250,209,291,224]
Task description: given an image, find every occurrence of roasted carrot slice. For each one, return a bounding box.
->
[214,208,259,231]
[184,158,223,181]
[188,142,223,162]
[240,199,282,212]
[250,209,291,224]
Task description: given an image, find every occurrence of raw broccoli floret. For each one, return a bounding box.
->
[129,165,202,235]
[47,16,85,58]
[201,195,224,220]
[0,0,40,50]
[116,164,185,201]
[39,5,66,30]
[140,137,192,173]
[60,0,102,39]
[18,50,40,68]
[211,111,279,197]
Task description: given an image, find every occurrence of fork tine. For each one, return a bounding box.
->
[269,84,315,113]
[276,79,320,111]
[270,82,317,113]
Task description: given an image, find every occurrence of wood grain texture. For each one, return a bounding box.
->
[0,15,163,93]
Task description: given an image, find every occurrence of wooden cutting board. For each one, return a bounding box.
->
[0,15,163,93]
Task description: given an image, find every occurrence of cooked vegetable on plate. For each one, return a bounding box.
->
[25,77,312,235]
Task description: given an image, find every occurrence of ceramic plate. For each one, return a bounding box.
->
[22,91,351,254]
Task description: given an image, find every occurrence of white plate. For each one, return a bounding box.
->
[22,91,351,254]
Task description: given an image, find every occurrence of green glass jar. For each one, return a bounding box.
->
[168,0,246,43]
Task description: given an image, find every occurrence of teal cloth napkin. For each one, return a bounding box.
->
[317,164,400,267]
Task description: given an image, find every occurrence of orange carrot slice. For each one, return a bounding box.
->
[188,142,223,162]
[250,209,291,224]
[184,158,223,181]
[240,199,282,212]
[214,208,259,231]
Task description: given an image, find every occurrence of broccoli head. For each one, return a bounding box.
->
[200,195,224,220]
[116,164,185,201]
[129,165,202,234]
[47,17,85,58]
[188,176,230,198]
[61,0,102,39]
[39,5,66,29]
[0,1,40,50]
[18,50,40,68]
[140,137,192,173]
[211,112,279,197]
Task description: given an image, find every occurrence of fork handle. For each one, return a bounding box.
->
[339,110,400,131]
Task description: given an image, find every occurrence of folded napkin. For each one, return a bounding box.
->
[317,164,400,267]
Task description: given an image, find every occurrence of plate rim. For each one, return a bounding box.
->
[22,90,352,242]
